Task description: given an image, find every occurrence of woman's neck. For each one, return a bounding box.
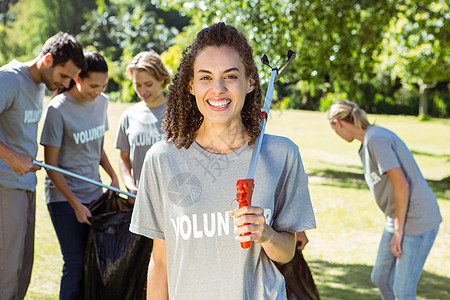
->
[67,86,87,102]
[194,121,248,154]
[355,127,368,143]
[145,95,166,108]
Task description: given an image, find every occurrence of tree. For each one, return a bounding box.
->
[161,0,449,115]
[0,0,18,15]
[0,0,48,66]
[1,0,97,66]
[78,0,189,101]
[40,0,97,36]
[161,1,399,107]
[374,0,450,117]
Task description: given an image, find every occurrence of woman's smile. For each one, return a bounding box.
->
[207,98,231,110]
[191,46,254,127]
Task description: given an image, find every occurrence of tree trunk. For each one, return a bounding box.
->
[419,83,428,116]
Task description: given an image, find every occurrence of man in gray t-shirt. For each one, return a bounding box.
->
[0,33,84,300]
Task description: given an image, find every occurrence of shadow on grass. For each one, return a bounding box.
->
[411,150,450,159]
[427,176,450,200]
[308,260,450,300]
[308,169,450,200]
[308,168,366,190]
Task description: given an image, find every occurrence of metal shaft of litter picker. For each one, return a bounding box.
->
[33,160,136,198]
[236,50,296,249]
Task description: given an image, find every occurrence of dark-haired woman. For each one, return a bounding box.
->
[40,51,119,299]
[130,23,316,299]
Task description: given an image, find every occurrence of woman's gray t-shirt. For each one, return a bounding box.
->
[114,101,166,187]
[130,134,316,299]
[40,92,109,204]
[359,125,442,235]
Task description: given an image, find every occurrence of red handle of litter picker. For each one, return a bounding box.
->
[236,179,255,249]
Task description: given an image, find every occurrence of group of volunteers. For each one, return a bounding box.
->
[0,22,441,300]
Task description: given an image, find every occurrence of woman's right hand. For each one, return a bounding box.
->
[127,187,138,205]
[296,231,309,250]
[74,202,92,225]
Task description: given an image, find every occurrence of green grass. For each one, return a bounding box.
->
[26,102,450,299]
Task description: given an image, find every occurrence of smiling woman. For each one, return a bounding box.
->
[129,22,316,300]
[114,51,170,197]
[190,46,255,152]
[39,50,119,299]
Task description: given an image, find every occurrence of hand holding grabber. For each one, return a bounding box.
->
[235,50,296,249]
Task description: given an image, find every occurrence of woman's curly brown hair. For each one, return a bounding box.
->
[162,22,262,149]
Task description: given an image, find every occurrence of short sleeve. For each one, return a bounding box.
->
[103,94,109,132]
[40,106,64,148]
[114,111,130,152]
[368,136,400,175]
[272,150,316,233]
[0,72,19,114]
[129,150,165,239]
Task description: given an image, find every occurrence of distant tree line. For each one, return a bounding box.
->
[1,0,449,118]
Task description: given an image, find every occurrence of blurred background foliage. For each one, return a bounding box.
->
[1,0,449,117]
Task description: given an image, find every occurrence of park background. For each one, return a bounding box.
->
[0,0,449,299]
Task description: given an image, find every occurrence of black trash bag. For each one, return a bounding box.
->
[84,192,153,300]
[276,249,320,300]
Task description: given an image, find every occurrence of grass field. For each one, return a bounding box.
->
[25,100,449,299]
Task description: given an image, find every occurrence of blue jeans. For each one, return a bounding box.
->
[48,202,90,300]
[371,226,439,300]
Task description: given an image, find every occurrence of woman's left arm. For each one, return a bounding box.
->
[231,206,296,264]
[386,167,409,259]
[100,149,120,197]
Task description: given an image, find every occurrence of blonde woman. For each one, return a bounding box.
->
[327,100,441,300]
[114,51,170,202]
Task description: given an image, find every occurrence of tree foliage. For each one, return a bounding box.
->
[162,1,396,99]
[0,0,97,65]
[161,0,449,116]
[376,1,449,84]
[1,0,448,115]
[0,0,48,65]
[40,0,97,36]
[374,0,450,115]
[77,0,189,101]
[0,0,189,102]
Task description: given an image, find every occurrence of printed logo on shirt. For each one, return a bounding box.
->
[367,171,382,186]
[170,209,273,241]
[23,109,42,124]
[193,155,230,183]
[132,133,164,147]
[167,173,202,207]
[73,125,105,145]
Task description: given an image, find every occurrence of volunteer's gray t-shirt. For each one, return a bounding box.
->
[40,92,109,204]
[359,125,442,235]
[0,60,44,191]
[130,134,316,299]
[114,101,166,187]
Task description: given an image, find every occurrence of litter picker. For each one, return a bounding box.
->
[33,160,136,198]
[235,50,296,249]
